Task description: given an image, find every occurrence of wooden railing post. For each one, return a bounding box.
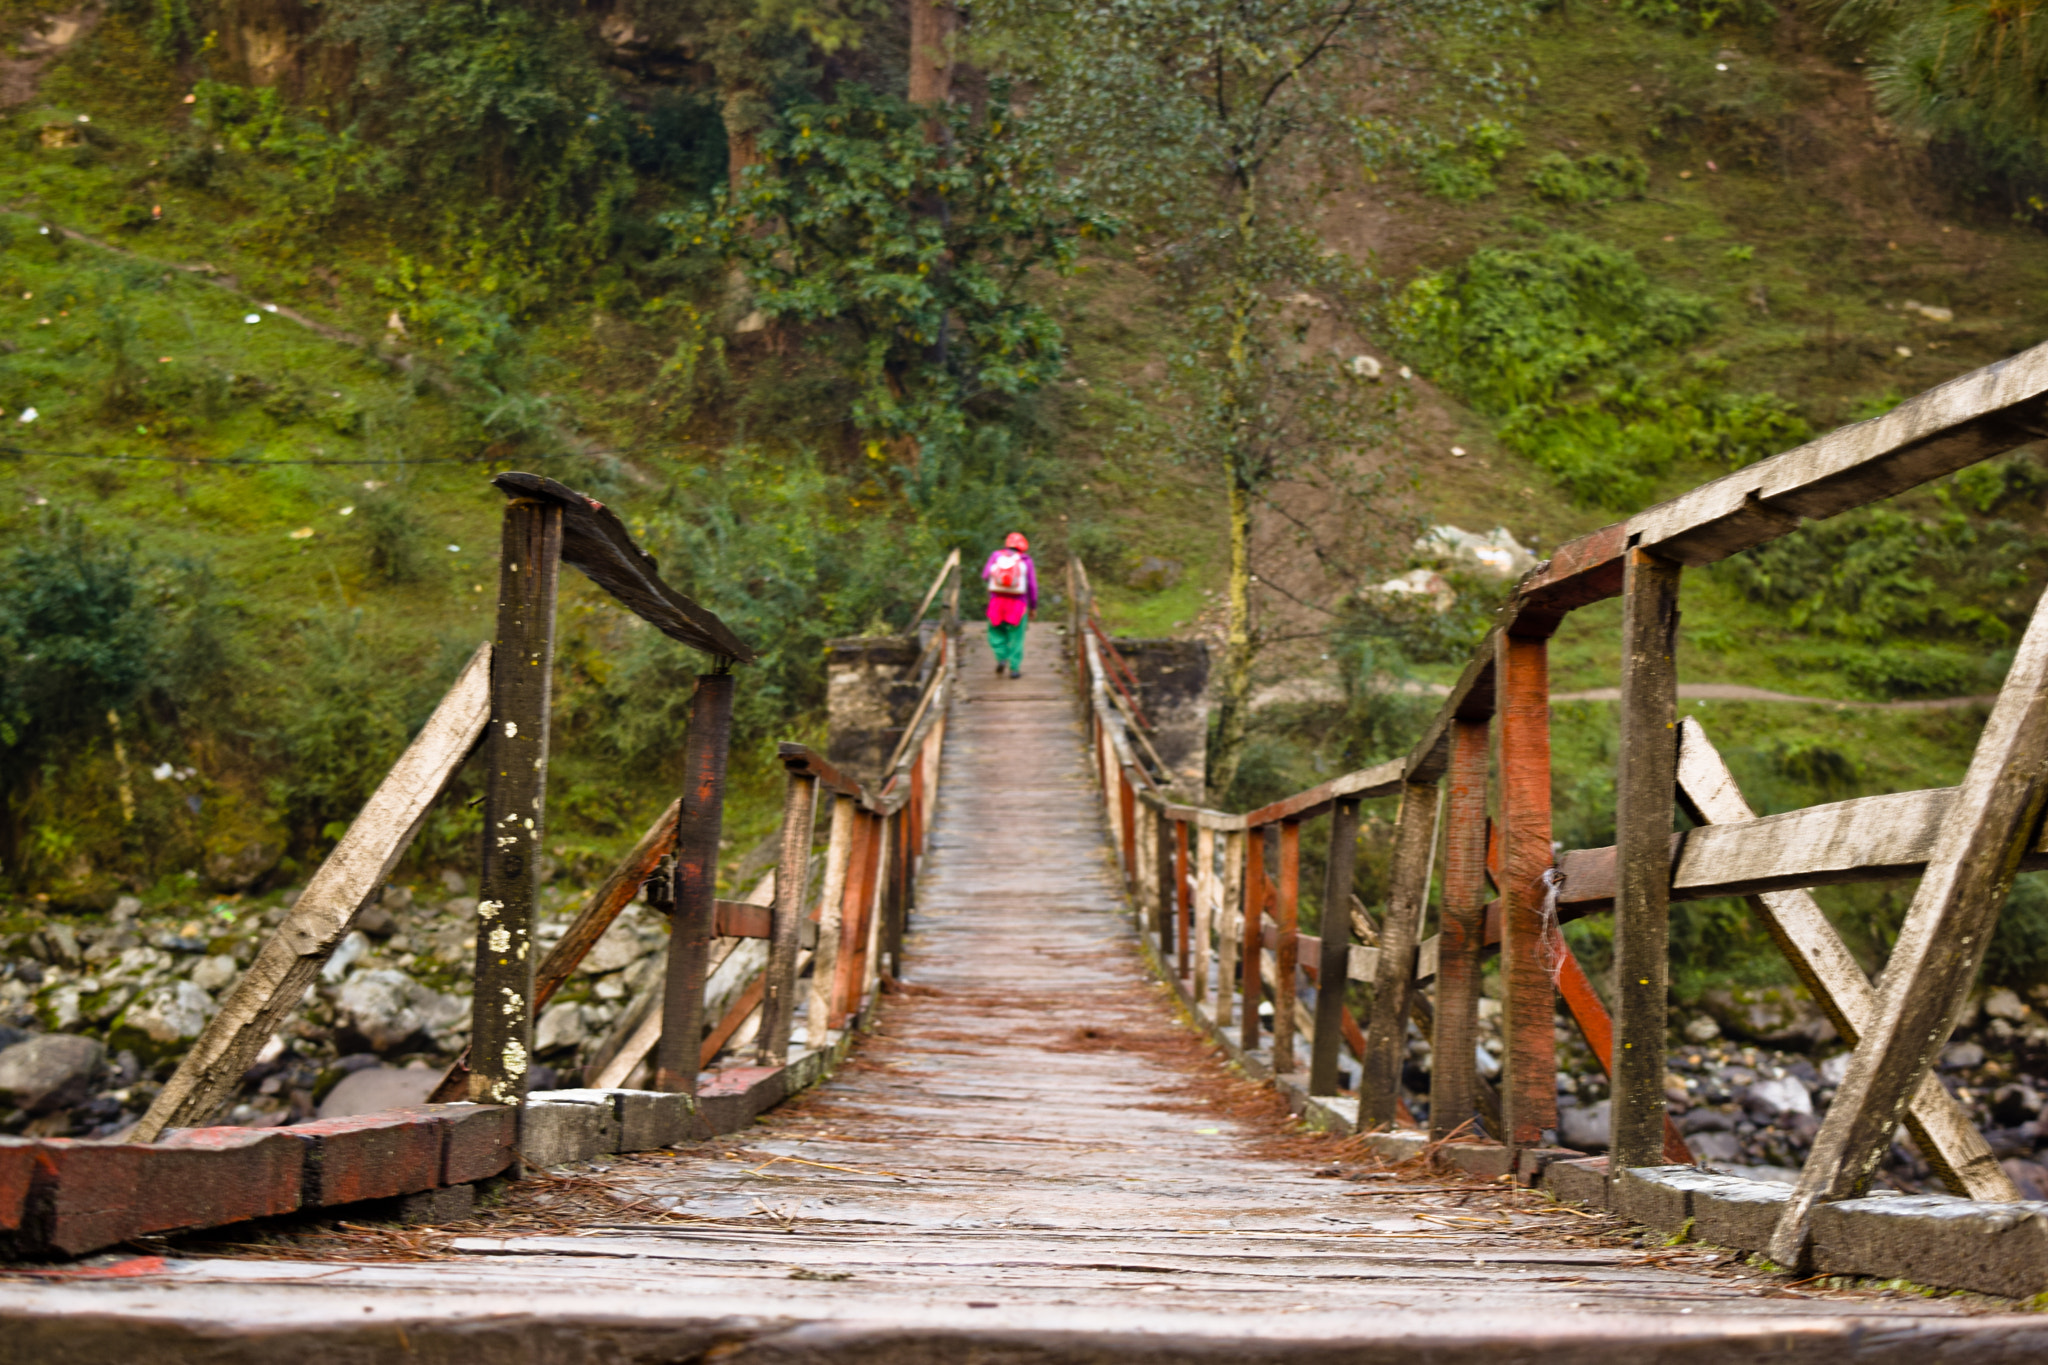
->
[1174,818,1192,980]
[1308,798,1360,1096]
[467,496,562,1107]
[1240,824,1266,1054]
[1217,830,1243,1025]
[1612,548,1683,1170]
[1193,824,1216,1003]
[1119,770,1138,893]
[653,670,734,1095]
[1430,719,1491,1138]
[880,810,908,982]
[1359,782,1438,1129]
[758,771,821,1064]
[1271,821,1302,1074]
[1155,809,1177,961]
[1497,632,1558,1150]
[806,794,857,1043]
[839,812,886,1024]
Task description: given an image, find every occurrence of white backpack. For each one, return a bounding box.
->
[988,550,1028,595]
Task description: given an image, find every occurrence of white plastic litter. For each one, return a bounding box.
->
[1415,524,1538,580]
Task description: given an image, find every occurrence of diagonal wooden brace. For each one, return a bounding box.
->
[1769,588,2048,1264]
[1675,718,2019,1204]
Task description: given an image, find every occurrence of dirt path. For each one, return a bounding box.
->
[2,625,2039,1361]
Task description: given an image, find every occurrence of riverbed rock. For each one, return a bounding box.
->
[117,980,217,1049]
[1700,986,1838,1051]
[0,1033,104,1112]
[336,969,465,1054]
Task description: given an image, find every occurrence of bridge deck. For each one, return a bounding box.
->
[4,629,2040,1361]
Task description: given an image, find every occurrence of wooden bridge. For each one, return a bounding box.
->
[8,349,2048,1358]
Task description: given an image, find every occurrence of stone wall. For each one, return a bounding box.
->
[1108,638,1210,798]
[826,634,930,787]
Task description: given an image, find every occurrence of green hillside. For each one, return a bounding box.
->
[3,0,2048,997]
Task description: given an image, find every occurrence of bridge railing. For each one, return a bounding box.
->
[1071,339,2048,1260]
[135,477,955,1139]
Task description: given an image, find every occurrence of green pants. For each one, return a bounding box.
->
[988,618,1027,672]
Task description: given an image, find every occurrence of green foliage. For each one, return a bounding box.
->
[356,493,434,585]
[1395,232,1715,413]
[1501,379,1807,507]
[1726,490,2048,696]
[554,447,992,778]
[1395,232,1814,506]
[1525,149,1649,203]
[273,609,440,845]
[0,513,159,764]
[1817,0,2048,218]
[682,84,1109,442]
[1619,0,1777,30]
[1414,119,1525,201]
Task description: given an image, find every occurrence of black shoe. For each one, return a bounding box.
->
[994,663,1004,676]
[1010,667,1022,678]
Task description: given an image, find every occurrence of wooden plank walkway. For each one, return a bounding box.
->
[3,628,2043,1362]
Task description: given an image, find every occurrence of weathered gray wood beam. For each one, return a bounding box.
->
[757,769,820,1064]
[1359,782,1439,1130]
[1770,584,2048,1265]
[1675,718,2018,1204]
[133,644,492,1141]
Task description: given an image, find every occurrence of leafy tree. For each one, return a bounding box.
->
[1815,0,2048,216]
[974,0,1476,800]
[680,84,1111,444]
[616,0,883,190]
[0,515,160,879]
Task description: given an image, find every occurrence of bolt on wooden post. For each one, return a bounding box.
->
[1308,798,1360,1096]
[468,498,562,1106]
[654,670,734,1095]
[1497,631,1558,1149]
[1612,547,1682,1170]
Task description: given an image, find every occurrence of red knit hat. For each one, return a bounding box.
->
[1004,531,1029,551]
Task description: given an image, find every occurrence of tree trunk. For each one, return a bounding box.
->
[1207,466,1255,803]
[908,1,958,106]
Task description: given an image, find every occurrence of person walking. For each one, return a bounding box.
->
[981,532,1037,678]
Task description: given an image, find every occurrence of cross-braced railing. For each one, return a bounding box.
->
[136,479,957,1141]
[1074,340,2048,1263]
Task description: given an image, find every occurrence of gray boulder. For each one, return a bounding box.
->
[336,969,465,1053]
[1559,1099,1610,1152]
[0,1033,105,1113]
[119,980,217,1046]
[317,1064,442,1119]
[1700,986,1838,1051]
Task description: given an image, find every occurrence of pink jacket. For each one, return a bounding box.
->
[981,549,1038,624]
